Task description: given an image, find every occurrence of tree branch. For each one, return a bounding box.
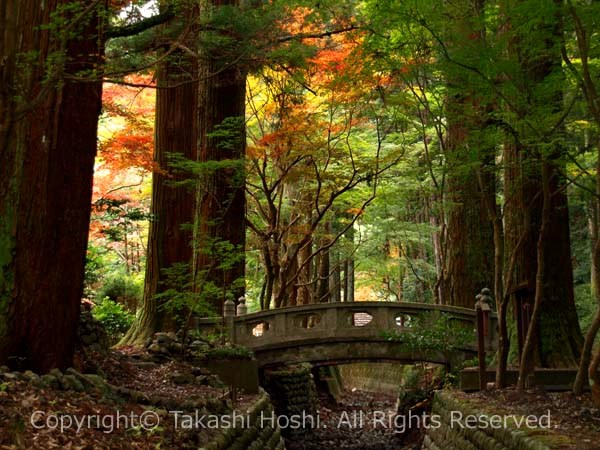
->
[277,25,360,43]
[105,6,175,40]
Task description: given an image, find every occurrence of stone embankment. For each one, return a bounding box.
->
[422,391,553,450]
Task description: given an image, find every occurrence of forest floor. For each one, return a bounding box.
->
[2,345,599,449]
[462,388,600,449]
[0,347,257,449]
[285,389,421,450]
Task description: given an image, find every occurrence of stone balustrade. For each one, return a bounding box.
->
[197,302,498,369]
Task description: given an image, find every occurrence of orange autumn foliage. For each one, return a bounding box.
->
[99,75,156,172]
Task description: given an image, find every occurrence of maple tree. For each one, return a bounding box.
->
[99,76,156,173]
[90,75,155,280]
[2,0,599,408]
[245,27,402,309]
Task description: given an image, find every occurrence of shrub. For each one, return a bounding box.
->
[92,297,135,339]
[96,273,142,312]
[382,312,475,353]
[203,345,254,360]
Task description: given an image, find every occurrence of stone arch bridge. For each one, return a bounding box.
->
[198,302,498,370]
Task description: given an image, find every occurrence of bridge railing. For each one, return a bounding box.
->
[199,302,498,352]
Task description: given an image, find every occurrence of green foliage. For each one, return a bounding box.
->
[83,244,105,299]
[92,198,150,243]
[92,297,135,337]
[154,262,216,321]
[575,284,599,335]
[96,272,143,311]
[203,345,254,360]
[382,312,475,353]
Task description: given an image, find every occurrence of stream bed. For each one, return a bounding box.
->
[284,389,422,450]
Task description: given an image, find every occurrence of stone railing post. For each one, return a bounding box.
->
[475,288,493,390]
[477,288,494,350]
[223,299,236,343]
[236,296,247,316]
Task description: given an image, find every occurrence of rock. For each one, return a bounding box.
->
[171,372,195,385]
[191,366,212,376]
[155,332,174,345]
[23,370,40,383]
[40,374,60,389]
[130,361,158,370]
[154,408,169,418]
[169,342,184,354]
[31,377,45,389]
[148,343,163,354]
[49,368,63,379]
[77,309,109,351]
[65,367,82,377]
[2,372,18,381]
[84,374,111,394]
[206,375,226,388]
[62,374,85,392]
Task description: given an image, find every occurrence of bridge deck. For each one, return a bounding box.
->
[198,301,497,368]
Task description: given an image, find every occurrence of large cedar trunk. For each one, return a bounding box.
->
[441,0,495,308]
[503,0,582,367]
[121,44,198,344]
[442,123,495,308]
[0,1,105,372]
[195,0,247,314]
[504,146,582,366]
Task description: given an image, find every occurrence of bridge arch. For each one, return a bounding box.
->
[200,302,498,371]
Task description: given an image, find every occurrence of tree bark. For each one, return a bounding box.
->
[0,1,105,372]
[573,149,600,394]
[441,0,495,308]
[589,343,600,405]
[560,1,600,396]
[503,0,582,368]
[442,136,495,308]
[195,0,247,314]
[517,161,551,390]
[120,28,199,345]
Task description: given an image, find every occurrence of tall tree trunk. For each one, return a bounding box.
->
[440,170,493,307]
[330,249,342,303]
[573,150,600,394]
[589,344,600,405]
[565,0,600,395]
[441,0,495,308]
[0,1,105,372]
[195,0,247,314]
[297,241,313,305]
[503,0,582,368]
[343,224,355,302]
[121,34,198,345]
[504,143,582,367]
[518,161,551,389]
[316,223,333,303]
[427,195,444,303]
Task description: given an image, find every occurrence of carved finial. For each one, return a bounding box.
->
[223,299,236,317]
[237,296,248,316]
